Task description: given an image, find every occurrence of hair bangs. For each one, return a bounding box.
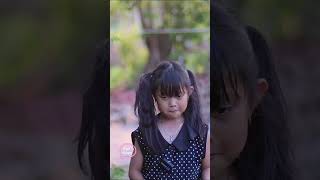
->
[212,55,241,112]
[157,69,188,97]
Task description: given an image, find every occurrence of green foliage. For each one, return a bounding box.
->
[110,1,134,31]
[110,164,126,180]
[161,0,210,28]
[0,0,106,93]
[110,66,125,90]
[110,29,148,90]
[0,17,39,88]
[185,51,209,74]
[167,1,209,75]
[111,1,151,90]
[110,0,209,90]
[224,0,320,41]
[140,0,210,74]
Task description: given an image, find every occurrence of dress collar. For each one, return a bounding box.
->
[156,120,198,153]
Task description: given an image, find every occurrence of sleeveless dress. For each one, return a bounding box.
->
[131,121,208,180]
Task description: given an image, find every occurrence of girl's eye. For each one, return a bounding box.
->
[218,107,227,114]
[215,105,232,115]
[177,92,185,98]
[212,105,232,123]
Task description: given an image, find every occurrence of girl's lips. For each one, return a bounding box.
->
[211,153,223,159]
[168,110,178,112]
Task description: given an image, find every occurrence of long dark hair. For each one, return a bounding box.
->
[134,61,207,154]
[212,2,294,180]
[76,41,108,180]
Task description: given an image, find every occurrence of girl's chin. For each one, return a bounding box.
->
[163,112,182,119]
[212,155,233,177]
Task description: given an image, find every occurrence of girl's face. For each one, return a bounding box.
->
[212,79,268,178]
[212,84,251,178]
[155,86,193,120]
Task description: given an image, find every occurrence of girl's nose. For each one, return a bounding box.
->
[168,98,177,107]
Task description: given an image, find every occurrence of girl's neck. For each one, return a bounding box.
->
[158,113,184,125]
[214,166,238,180]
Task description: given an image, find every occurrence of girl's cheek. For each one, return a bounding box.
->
[183,98,189,111]
[228,127,247,159]
[156,101,166,112]
[228,101,250,152]
[220,112,248,160]
[233,125,248,158]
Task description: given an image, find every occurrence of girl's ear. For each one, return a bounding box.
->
[153,96,160,114]
[188,86,194,96]
[255,78,269,106]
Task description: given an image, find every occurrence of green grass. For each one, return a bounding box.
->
[110,164,129,180]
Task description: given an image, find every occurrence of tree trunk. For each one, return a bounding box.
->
[137,1,172,72]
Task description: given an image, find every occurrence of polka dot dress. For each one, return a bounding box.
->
[131,122,208,180]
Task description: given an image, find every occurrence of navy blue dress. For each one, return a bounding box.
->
[131,121,208,180]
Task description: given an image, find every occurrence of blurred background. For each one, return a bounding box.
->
[110,1,210,179]
[3,0,318,179]
[219,0,320,179]
[0,1,106,180]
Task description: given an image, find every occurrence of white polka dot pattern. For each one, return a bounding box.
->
[131,127,207,180]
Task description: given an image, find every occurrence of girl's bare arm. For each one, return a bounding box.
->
[201,134,210,180]
[128,139,144,180]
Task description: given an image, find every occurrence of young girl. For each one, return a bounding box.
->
[129,61,210,180]
[212,3,294,180]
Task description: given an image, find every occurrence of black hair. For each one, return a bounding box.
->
[212,2,294,180]
[134,61,207,154]
[76,40,108,180]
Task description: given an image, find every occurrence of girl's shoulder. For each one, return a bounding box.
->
[131,126,152,156]
[130,126,147,147]
[131,126,147,136]
[203,123,209,130]
[131,126,142,140]
[132,126,140,133]
[200,123,209,141]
